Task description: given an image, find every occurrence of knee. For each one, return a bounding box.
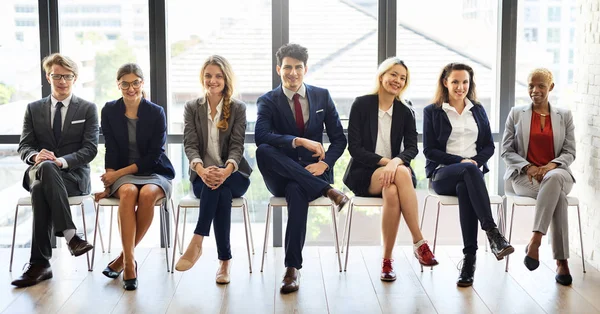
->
[138,187,161,203]
[285,182,304,195]
[256,144,274,161]
[394,166,412,184]
[37,161,59,181]
[382,183,399,200]
[118,184,139,199]
[541,171,565,186]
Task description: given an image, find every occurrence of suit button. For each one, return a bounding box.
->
[299,157,302,161]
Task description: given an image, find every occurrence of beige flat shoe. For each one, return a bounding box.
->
[175,244,202,272]
[215,261,231,284]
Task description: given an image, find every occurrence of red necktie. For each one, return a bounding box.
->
[293,93,305,135]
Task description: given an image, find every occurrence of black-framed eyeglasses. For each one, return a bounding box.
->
[50,74,75,81]
[119,80,143,90]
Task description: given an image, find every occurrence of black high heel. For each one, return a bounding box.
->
[102,257,123,279]
[123,261,138,291]
[524,245,540,271]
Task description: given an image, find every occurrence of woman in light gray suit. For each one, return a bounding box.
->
[501,68,576,286]
[175,55,252,284]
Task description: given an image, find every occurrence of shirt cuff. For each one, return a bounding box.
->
[319,160,329,170]
[190,158,203,171]
[292,137,298,148]
[225,159,239,173]
[26,152,38,165]
[58,157,68,169]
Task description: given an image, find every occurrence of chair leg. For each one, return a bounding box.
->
[341,200,352,254]
[160,203,171,272]
[330,205,342,272]
[505,204,516,272]
[242,202,253,273]
[170,199,182,254]
[260,203,272,272]
[171,204,181,273]
[108,206,114,253]
[180,207,188,255]
[244,198,255,254]
[420,195,432,231]
[80,203,92,271]
[9,205,20,272]
[91,202,101,271]
[576,205,586,273]
[431,202,441,270]
[344,202,355,272]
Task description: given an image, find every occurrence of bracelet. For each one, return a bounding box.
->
[523,164,533,172]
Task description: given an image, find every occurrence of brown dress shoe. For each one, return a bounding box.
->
[280,267,300,294]
[326,188,349,212]
[11,263,53,288]
[67,234,94,257]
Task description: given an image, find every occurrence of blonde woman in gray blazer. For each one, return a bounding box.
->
[175,56,252,285]
[501,68,575,286]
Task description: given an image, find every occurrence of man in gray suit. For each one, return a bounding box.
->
[12,53,99,288]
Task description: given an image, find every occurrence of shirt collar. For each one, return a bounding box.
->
[441,98,474,113]
[51,94,73,108]
[207,97,224,115]
[282,84,306,100]
[378,104,394,118]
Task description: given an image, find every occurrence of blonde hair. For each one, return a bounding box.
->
[528,68,554,84]
[432,62,478,106]
[373,57,410,100]
[42,53,78,77]
[200,55,237,131]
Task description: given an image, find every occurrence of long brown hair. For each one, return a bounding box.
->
[432,62,477,106]
[200,55,237,131]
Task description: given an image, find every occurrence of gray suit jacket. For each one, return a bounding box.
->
[18,95,99,194]
[501,104,575,182]
[183,97,252,182]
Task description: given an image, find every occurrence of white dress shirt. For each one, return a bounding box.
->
[442,99,478,159]
[375,104,393,159]
[282,84,309,124]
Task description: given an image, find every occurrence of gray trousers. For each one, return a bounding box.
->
[510,168,573,260]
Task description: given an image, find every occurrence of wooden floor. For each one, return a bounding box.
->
[1,245,599,314]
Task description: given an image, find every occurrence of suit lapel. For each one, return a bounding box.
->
[369,96,378,147]
[550,105,563,157]
[390,100,403,154]
[197,98,209,154]
[60,95,80,144]
[41,96,55,145]
[521,106,532,156]
[305,85,315,132]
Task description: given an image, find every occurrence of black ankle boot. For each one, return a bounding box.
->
[457,254,476,287]
[486,228,514,260]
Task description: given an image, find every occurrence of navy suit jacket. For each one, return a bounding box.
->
[101,98,175,180]
[422,101,495,178]
[255,84,347,181]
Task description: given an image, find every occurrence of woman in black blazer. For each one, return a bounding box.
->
[422,62,512,287]
[174,55,251,284]
[344,57,438,282]
[95,63,175,290]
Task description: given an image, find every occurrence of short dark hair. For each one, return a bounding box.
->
[276,43,309,66]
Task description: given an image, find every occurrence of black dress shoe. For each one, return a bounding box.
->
[102,258,123,279]
[280,267,300,294]
[524,246,540,271]
[457,254,476,287]
[11,263,53,288]
[67,234,94,257]
[555,274,573,286]
[486,228,514,260]
[123,261,138,291]
[326,188,350,212]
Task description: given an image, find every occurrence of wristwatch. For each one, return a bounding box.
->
[523,164,533,172]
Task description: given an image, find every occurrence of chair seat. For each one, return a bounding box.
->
[428,188,503,206]
[17,195,90,206]
[351,196,384,206]
[269,196,332,207]
[178,195,245,208]
[506,194,579,206]
[97,197,165,206]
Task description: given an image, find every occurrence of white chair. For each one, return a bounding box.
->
[170,195,254,273]
[91,196,176,272]
[421,185,504,268]
[504,193,585,273]
[9,195,101,272]
[340,196,384,271]
[260,196,342,272]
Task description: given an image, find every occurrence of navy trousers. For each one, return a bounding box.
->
[431,163,496,255]
[256,144,331,269]
[192,171,250,261]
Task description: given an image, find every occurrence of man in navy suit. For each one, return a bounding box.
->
[255,43,348,294]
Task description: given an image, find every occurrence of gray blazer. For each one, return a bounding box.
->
[18,95,99,194]
[183,97,252,182]
[501,104,575,181]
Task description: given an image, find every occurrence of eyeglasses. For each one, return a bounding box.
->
[50,74,75,81]
[119,80,143,90]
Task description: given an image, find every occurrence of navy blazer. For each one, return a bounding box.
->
[101,98,175,180]
[422,101,495,178]
[255,84,347,181]
[343,94,418,191]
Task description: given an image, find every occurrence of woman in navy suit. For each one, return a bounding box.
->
[344,57,438,282]
[95,63,175,290]
[422,62,513,287]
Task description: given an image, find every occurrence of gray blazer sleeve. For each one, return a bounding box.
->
[18,103,38,164]
[226,100,247,170]
[501,107,529,179]
[183,100,203,165]
[552,108,576,167]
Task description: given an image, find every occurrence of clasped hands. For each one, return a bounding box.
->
[378,157,404,188]
[197,165,232,190]
[296,138,328,176]
[33,149,62,167]
[526,162,557,183]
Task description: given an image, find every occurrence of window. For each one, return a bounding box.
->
[568,69,573,84]
[167,0,272,134]
[524,6,540,23]
[15,5,35,13]
[571,7,577,22]
[547,48,560,63]
[547,28,561,43]
[59,1,151,110]
[570,28,575,43]
[569,49,574,64]
[15,19,37,27]
[548,7,561,22]
[524,28,538,42]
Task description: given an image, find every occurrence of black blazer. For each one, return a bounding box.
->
[343,94,418,192]
[101,98,175,180]
[422,101,494,178]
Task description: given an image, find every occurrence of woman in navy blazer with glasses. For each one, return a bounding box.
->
[422,62,513,287]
